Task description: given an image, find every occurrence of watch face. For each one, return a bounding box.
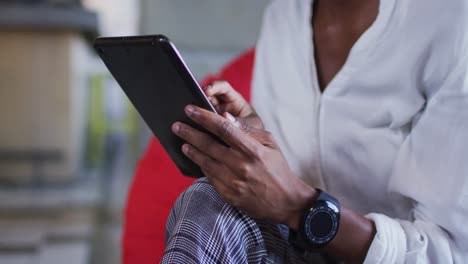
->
[304,203,339,246]
[310,211,333,238]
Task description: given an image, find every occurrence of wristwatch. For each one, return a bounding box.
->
[289,189,341,250]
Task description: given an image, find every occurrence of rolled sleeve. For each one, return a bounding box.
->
[364,213,407,264]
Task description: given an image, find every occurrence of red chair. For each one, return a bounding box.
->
[122,48,256,264]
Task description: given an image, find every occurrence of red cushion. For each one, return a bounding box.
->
[122,48,255,264]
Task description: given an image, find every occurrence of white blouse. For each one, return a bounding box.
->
[251,0,468,262]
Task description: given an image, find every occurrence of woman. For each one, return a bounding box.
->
[163,0,468,262]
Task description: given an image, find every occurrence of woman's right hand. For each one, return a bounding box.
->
[203,80,264,130]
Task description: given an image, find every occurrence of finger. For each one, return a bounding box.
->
[205,80,240,99]
[208,96,220,107]
[184,105,262,156]
[181,143,239,201]
[224,112,276,148]
[204,171,245,209]
[205,175,238,207]
[205,80,251,117]
[172,122,234,162]
[183,143,247,209]
[207,81,247,114]
[182,144,224,176]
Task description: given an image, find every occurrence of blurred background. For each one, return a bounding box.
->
[0,0,269,263]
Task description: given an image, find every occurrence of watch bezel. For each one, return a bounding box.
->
[303,201,340,247]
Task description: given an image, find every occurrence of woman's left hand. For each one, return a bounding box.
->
[172,104,317,229]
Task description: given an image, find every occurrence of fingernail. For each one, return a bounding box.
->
[225,112,237,123]
[172,123,180,133]
[182,144,190,154]
[186,105,196,116]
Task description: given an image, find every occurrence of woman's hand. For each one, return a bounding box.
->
[173,104,376,262]
[172,104,316,229]
[203,80,264,130]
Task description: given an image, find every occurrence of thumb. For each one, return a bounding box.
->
[224,112,276,147]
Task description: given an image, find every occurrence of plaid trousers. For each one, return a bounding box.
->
[162,178,328,264]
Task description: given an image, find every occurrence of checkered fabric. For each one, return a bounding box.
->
[162,178,326,264]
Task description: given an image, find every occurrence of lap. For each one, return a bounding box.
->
[163,178,325,264]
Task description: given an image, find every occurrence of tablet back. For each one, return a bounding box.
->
[94,35,215,178]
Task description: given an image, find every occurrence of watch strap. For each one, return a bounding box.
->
[315,189,340,210]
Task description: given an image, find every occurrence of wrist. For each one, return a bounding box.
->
[286,181,318,231]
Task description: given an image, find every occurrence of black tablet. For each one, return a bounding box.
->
[94,35,218,178]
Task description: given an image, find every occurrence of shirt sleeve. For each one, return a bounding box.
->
[364,23,468,263]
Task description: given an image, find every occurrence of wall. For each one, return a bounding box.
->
[139,0,270,80]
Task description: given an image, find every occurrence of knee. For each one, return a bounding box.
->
[176,177,224,212]
[165,177,225,239]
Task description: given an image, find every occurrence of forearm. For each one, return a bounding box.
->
[324,207,376,263]
[287,187,376,263]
